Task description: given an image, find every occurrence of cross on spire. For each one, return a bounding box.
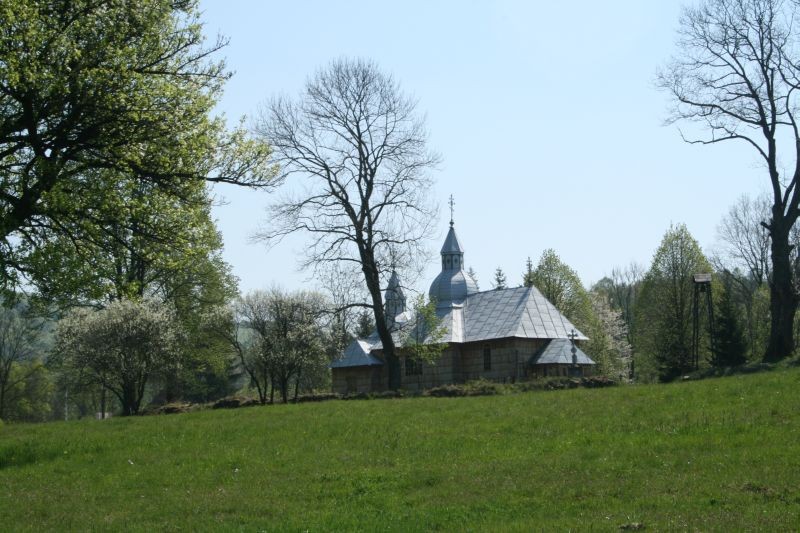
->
[448,194,455,227]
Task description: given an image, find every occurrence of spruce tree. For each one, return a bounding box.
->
[467,267,480,290]
[522,257,535,287]
[711,279,748,367]
[355,309,375,339]
[493,268,507,290]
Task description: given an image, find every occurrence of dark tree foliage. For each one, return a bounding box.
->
[522,257,534,288]
[711,275,749,367]
[493,267,507,290]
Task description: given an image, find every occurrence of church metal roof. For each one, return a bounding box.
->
[330,338,383,368]
[529,339,595,366]
[440,226,465,254]
[436,286,588,343]
[332,286,588,367]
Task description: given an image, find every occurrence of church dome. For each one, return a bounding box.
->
[429,223,478,305]
[429,268,478,305]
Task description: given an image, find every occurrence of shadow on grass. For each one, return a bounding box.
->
[0,440,63,470]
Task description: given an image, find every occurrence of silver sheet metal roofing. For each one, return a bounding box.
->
[530,338,595,365]
[329,338,383,368]
[437,286,588,344]
[331,286,588,368]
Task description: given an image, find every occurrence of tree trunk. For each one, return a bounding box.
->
[280,376,289,404]
[360,251,401,390]
[121,384,137,416]
[765,220,798,361]
[269,375,275,404]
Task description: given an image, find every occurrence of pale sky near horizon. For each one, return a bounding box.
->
[200,0,766,297]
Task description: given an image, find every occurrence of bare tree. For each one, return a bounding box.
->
[256,58,439,389]
[659,0,800,361]
[717,194,772,283]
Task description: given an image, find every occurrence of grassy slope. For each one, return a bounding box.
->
[1,370,799,531]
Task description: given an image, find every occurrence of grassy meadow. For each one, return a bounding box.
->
[2,369,800,531]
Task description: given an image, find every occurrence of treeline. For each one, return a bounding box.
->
[484,194,786,384]
[0,289,371,422]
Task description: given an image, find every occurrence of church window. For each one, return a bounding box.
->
[454,256,460,268]
[483,345,491,371]
[406,357,423,376]
[446,256,452,269]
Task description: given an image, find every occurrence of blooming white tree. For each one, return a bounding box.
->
[55,299,184,415]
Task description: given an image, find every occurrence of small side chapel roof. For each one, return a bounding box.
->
[330,338,383,368]
[530,339,596,366]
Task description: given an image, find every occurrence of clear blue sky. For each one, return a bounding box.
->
[200,0,763,296]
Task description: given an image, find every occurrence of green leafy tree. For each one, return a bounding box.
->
[54,299,184,416]
[0,0,274,292]
[401,295,447,365]
[634,224,713,381]
[27,176,241,403]
[531,249,589,321]
[530,249,628,378]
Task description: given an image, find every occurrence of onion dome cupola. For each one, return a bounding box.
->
[428,216,478,306]
[384,270,407,322]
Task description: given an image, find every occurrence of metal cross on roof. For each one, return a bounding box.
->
[449,194,455,226]
[568,329,578,366]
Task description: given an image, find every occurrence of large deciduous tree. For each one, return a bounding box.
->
[634,224,713,381]
[659,0,800,361]
[0,0,274,291]
[256,58,438,390]
[529,249,632,379]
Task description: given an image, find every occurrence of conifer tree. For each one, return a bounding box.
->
[523,257,535,287]
[467,267,480,290]
[493,268,507,290]
[355,309,375,339]
[711,277,748,367]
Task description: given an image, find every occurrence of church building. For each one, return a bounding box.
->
[331,219,595,395]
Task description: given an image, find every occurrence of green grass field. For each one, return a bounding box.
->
[2,370,800,531]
